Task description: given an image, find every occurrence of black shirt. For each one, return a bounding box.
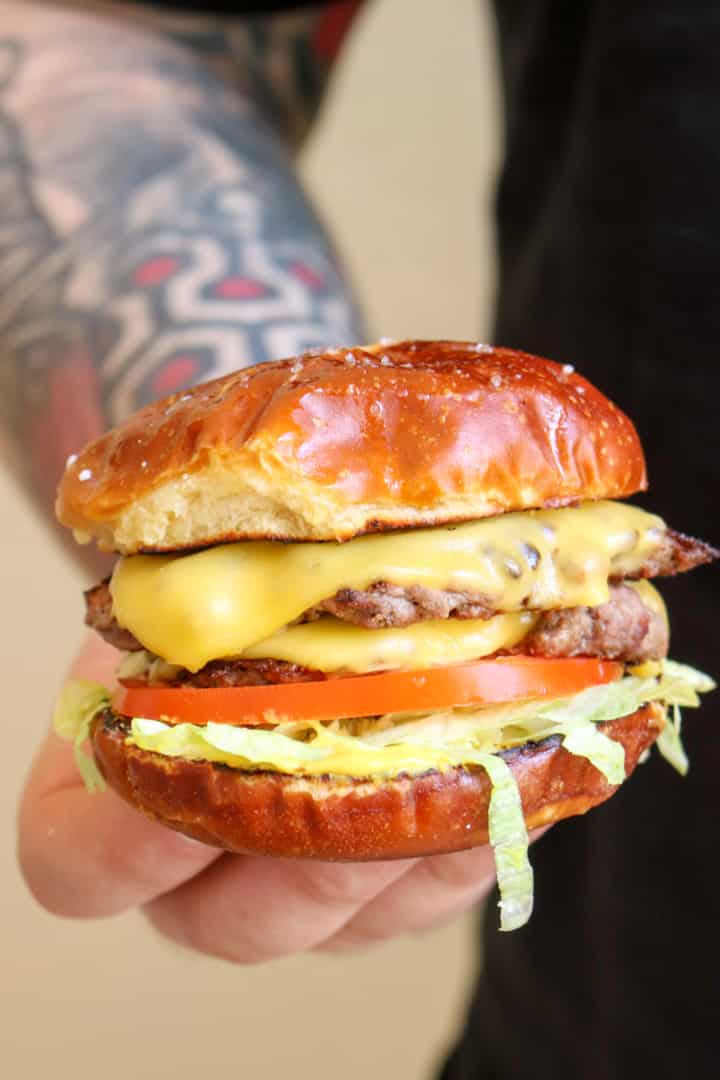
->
[442,3,720,1076]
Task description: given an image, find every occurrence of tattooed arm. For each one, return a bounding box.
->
[0,1,365,574]
[17,3,512,962]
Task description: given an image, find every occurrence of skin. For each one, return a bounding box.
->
[12,0,508,963]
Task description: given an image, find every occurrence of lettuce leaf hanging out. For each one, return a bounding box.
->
[52,680,109,793]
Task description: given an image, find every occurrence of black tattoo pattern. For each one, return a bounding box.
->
[0,4,364,552]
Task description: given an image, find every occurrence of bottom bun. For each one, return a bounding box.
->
[91,705,663,861]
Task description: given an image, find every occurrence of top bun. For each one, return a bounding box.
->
[56,341,646,553]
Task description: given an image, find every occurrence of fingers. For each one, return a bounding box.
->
[18,634,221,918]
[18,731,222,918]
[316,844,498,952]
[318,826,550,952]
[145,854,415,964]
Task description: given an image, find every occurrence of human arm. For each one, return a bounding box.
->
[0,0,364,576]
[15,0,505,960]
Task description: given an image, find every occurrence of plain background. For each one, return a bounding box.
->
[2,1,501,1076]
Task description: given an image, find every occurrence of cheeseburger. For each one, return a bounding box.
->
[54,341,716,930]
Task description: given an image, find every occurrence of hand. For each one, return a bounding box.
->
[18,636,507,964]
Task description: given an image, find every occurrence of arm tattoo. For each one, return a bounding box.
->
[63,0,366,148]
[0,3,365,565]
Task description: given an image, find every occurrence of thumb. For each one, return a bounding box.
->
[17,635,221,918]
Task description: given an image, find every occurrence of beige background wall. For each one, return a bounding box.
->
[2,2,500,1076]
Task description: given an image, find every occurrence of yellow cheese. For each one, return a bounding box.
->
[110,500,666,671]
[243,611,538,672]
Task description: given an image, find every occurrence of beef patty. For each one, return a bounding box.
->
[100,584,667,688]
[86,526,712,654]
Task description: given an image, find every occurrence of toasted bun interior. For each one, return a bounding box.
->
[90,704,662,860]
[57,342,646,553]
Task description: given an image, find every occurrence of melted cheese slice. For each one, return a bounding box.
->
[110,500,666,671]
[243,611,538,672]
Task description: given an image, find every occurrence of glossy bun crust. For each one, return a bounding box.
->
[57,342,646,553]
[90,704,662,860]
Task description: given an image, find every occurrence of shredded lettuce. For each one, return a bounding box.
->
[561,724,626,785]
[651,661,713,775]
[133,717,332,769]
[656,704,689,776]
[52,680,110,793]
[662,659,716,694]
[132,716,476,779]
[469,750,533,931]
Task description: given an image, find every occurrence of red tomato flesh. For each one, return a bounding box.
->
[113,657,623,727]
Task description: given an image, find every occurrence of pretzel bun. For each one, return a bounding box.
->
[56,341,646,554]
[90,704,662,860]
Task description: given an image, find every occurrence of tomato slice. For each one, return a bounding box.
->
[113,657,623,727]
